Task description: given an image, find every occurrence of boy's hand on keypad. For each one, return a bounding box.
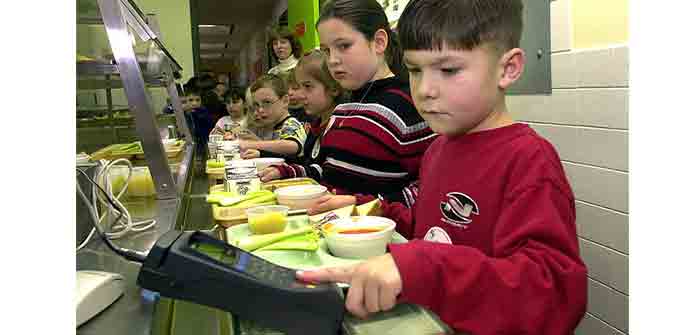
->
[296,254,402,318]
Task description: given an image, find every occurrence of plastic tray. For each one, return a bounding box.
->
[260,177,319,191]
[227,216,453,335]
[225,215,407,271]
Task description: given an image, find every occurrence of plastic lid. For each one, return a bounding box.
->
[274,185,328,200]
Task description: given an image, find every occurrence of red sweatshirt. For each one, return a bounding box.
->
[384,123,587,335]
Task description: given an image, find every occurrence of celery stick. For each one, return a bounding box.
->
[233,226,312,251]
[232,193,276,208]
[257,233,319,251]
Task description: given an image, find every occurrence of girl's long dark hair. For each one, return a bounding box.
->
[318,0,407,81]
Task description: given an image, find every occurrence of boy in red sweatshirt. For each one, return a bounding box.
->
[298,0,588,334]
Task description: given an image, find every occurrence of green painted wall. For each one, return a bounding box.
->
[287,0,320,52]
[132,0,194,81]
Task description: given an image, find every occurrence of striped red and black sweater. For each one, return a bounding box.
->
[272,76,437,207]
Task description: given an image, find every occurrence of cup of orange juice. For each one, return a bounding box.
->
[246,205,289,234]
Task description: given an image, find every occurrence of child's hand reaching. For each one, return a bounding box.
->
[296,254,403,318]
[241,149,260,159]
[259,167,281,182]
[308,195,356,215]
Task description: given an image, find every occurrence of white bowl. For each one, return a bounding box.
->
[252,157,285,172]
[322,216,396,259]
[274,184,328,210]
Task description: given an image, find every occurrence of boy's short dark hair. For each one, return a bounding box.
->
[184,88,201,97]
[224,88,244,103]
[250,74,288,98]
[398,0,523,53]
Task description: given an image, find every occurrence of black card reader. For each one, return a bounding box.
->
[137,230,345,335]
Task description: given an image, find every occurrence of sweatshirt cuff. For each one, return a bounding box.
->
[388,240,437,306]
[272,164,289,179]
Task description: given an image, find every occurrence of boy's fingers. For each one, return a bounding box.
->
[346,275,369,319]
[296,266,354,284]
[379,285,398,312]
[307,195,334,215]
[364,278,381,314]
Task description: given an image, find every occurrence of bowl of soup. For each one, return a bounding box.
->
[322,216,396,259]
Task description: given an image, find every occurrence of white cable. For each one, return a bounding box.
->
[76,158,158,250]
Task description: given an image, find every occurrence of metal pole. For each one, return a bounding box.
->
[97,0,177,199]
[165,73,192,143]
[105,74,117,142]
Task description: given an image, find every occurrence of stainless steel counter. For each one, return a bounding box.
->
[76,198,180,335]
[76,143,197,335]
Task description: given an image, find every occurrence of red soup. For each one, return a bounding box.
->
[338,228,382,234]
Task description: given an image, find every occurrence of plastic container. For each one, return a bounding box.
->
[274,185,328,210]
[322,216,396,259]
[127,167,156,197]
[106,165,130,193]
[245,205,290,234]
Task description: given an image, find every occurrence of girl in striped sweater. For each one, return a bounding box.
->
[260,0,437,212]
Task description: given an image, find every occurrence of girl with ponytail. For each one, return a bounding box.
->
[300,0,436,214]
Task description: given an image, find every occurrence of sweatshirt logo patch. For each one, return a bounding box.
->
[440,192,479,228]
[423,227,453,244]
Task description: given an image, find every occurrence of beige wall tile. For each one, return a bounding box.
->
[579,239,629,294]
[576,46,629,87]
[587,279,629,333]
[575,313,626,335]
[563,163,629,213]
[528,124,628,171]
[577,88,629,129]
[576,201,629,253]
[507,95,549,122]
[548,89,580,124]
[575,127,628,171]
[552,52,578,88]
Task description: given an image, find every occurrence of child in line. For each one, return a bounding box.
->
[184,89,213,145]
[298,1,588,334]
[210,88,246,140]
[259,49,345,179]
[285,70,315,126]
[239,74,307,159]
[283,0,436,213]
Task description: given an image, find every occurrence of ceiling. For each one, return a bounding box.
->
[194,0,285,73]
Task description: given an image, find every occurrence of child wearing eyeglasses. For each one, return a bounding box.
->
[239,74,307,159]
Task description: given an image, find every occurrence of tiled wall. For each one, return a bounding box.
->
[507,0,629,334]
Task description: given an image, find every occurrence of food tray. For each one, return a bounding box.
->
[227,216,453,335]
[260,177,319,191]
[225,215,407,270]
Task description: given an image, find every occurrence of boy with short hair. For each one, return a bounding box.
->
[184,89,214,145]
[298,1,588,334]
[239,74,307,159]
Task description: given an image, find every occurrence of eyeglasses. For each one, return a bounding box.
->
[252,98,280,110]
